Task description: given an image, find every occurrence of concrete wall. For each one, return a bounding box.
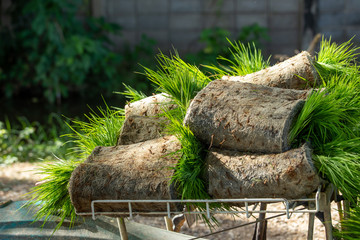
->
[93,0,305,56]
[2,0,360,56]
[318,0,360,43]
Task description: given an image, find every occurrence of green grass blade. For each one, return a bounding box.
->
[24,100,125,232]
[141,50,211,116]
[335,205,360,240]
[315,36,360,80]
[114,83,147,103]
[205,39,270,78]
[23,157,80,233]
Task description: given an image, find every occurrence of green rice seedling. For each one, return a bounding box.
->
[24,157,80,232]
[335,205,360,240]
[25,101,125,231]
[205,39,270,78]
[289,73,360,202]
[142,52,212,203]
[314,138,360,202]
[143,52,211,201]
[63,102,125,158]
[142,50,211,117]
[143,52,234,227]
[163,110,225,228]
[166,114,208,201]
[289,74,360,149]
[315,36,360,80]
[114,83,147,103]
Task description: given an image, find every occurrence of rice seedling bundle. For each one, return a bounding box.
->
[29,37,360,237]
[222,50,318,89]
[70,38,358,206]
[119,93,177,145]
[70,47,324,212]
[69,135,181,215]
[124,93,175,118]
[183,80,309,153]
[118,115,168,145]
[206,144,321,201]
[25,104,125,231]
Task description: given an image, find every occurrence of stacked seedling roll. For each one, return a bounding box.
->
[27,38,360,237]
[221,51,319,89]
[69,135,182,215]
[118,93,175,145]
[182,79,322,200]
[69,45,327,214]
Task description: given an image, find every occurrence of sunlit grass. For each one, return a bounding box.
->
[25,101,125,231]
[63,102,125,158]
[163,110,225,228]
[114,83,147,103]
[315,36,360,80]
[142,50,211,117]
[143,51,250,227]
[289,71,360,203]
[23,157,79,232]
[289,75,360,149]
[205,39,270,78]
[142,51,211,203]
[335,205,360,240]
[314,138,360,202]
[289,37,360,236]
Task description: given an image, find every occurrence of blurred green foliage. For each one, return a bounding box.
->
[0,0,123,103]
[238,24,271,48]
[186,24,270,66]
[0,0,268,104]
[120,34,158,94]
[0,114,73,165]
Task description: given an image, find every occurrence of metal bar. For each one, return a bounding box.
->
[91,198,297,204]
[315,186,321,212]
[190,211,292,240]
[245,202,250,218]
[91,201,96,220]
[307,201,316,240]
[322,185,334,240]
[285,200,290,219]
[206,202,210,219]
[84,190,321,220]
[255,203,267,240]
[252,202,259,211]
[167,202,171,218]
[128,202,133,219]
[79,208,319,217]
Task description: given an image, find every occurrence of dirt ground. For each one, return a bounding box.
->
[0,162,340,239]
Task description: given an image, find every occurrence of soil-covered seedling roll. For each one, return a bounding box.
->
[222,51,318,89]
[69,136,181,216]
[118,116,166,145]
[184,80,308,153]
[120,93,177,145]
[125,93,176,118]
[205,144,322,201]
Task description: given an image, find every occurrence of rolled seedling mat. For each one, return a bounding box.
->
[118,115,167,145]
[184,80,309,153]
[205,144,322,203]
[125,93,176,118]
[222,51,319,89]
[69,136,181,216]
